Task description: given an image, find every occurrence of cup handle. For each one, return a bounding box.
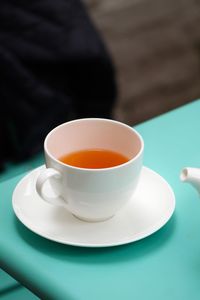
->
[36,168,66,206]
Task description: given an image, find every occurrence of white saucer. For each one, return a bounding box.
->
[12,166,175,247]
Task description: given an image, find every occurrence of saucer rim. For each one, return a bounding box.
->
[12,165,175,248]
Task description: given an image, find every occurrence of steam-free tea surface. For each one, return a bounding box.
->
[59,149,129,169]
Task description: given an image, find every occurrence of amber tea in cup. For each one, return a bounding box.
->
[36,118,144,222]
[59,148,129,169]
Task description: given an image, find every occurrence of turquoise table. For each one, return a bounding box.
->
[1,100,200,300]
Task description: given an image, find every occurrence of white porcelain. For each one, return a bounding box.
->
[35,118,144,222]
[180,167,200,194]
[12,166,175,247]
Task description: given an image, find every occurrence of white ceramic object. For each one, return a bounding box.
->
[35,118,144,222]
[12,166,175,247]
[180,167,200,194]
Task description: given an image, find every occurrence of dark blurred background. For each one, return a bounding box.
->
[1,0,200,169]
[85,0,200,124]
[0,0,117,168]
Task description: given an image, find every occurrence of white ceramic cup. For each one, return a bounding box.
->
[36,118,144,222]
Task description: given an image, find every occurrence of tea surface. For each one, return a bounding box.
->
[59,149,129,169]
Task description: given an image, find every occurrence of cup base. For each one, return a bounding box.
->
[72,214,114,223]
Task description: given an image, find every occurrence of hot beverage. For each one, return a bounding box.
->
[59,149,129,169]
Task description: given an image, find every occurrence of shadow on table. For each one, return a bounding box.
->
[14,213,176,265]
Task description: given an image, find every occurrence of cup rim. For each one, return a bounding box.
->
[44,118,144,171]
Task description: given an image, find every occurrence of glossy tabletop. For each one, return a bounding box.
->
[1,100,200,300]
